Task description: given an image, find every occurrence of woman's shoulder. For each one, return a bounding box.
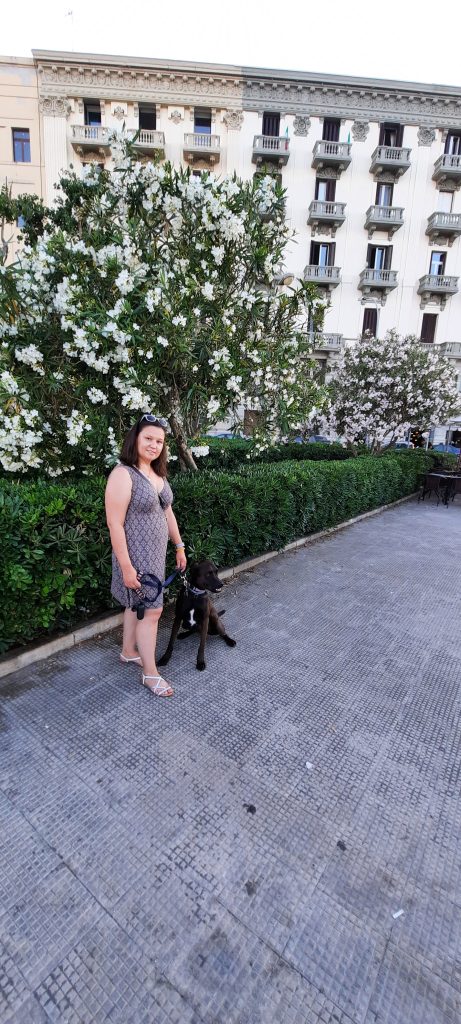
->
[107,463,135,485]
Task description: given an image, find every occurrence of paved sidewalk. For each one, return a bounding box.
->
[1,498,461,1024]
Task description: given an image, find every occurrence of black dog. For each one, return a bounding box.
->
[158,559,236,671]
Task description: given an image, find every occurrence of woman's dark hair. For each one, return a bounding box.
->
[120,415,168,477]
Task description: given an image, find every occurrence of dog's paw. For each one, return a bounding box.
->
[196,659,206,671]
[157,653,170,666]
[225,637,237,647]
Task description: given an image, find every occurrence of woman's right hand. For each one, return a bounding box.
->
[123,565,141,590]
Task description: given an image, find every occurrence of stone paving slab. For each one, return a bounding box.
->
[1,499,461,1023]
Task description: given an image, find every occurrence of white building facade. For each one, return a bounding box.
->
[7,50,461,433]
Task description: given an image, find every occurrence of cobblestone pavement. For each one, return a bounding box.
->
[1,498,461,1024]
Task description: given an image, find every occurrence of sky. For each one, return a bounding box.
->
[3,0,461,89]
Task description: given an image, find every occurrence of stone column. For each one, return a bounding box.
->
[39,97,69,205]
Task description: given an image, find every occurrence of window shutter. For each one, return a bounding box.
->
[420,314,437,343]
[362,308,378,337]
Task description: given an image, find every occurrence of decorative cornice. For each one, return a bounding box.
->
[33,52,461,129]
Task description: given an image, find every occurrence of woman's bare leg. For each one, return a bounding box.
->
[136,608,173,695]
[121,608,139,659]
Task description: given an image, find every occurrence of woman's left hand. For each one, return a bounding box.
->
[176,549,187,572]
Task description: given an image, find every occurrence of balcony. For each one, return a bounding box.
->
[183,133,221,164]
[70,125,111,154]
[252,135,290,167]
[426,211,461,246]
[127,129,165,158]
[358,268,398,299]
[370,145,411,178]
[303,265,341,289]
[440,341,461,359]
[313,333,343,352]
[432,154,461,187]
[311,141,352,173]
[365,205,404,239]
[417,274,459,309]
[307,200,346,236]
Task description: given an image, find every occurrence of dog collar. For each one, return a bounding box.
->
[189,586,206,596]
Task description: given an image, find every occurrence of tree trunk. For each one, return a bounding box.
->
[168,407,198,472]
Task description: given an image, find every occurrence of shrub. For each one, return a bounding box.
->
[173,438,352,474]
[0,450,435,653]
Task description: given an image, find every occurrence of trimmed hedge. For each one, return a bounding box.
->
[175,438,352,473]
[0,450,437,653]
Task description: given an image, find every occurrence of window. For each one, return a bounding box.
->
[12,128,31,163]
[375,182,393,207]
[262,112,280,137]
[445,132,461,156]
[379,123,404,147]
[429,251,446,276]
[310,241,336,267]
[84,101,101,126]
[436,191,453,213]
[367,244,392,270]
[322,118,340,143]
[362,307,378,337]
[315,178,336,202]
[194,108,211,134]
[420,313,437,343]
[139,104,156,131]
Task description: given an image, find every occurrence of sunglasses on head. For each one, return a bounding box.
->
[138,413,169,430]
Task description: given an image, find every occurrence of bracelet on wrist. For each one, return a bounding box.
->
[175,542,185,549]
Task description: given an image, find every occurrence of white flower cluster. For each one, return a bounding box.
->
[190,445,210,457]
[65,409,91,446]
[15,344,45,375]
[87,387,108,405]
[0,410,43,472]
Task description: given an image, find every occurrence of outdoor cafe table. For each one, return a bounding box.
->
[421,472,461,507]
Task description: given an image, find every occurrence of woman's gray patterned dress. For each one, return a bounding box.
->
[111,465,174,610]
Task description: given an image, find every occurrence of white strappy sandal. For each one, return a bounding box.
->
[142,674,174,698]
[120,654,142,664]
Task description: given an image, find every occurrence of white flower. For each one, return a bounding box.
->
[157,335,169,348]
[201,282,214,300]
[190,445,209,457]
[87,387,108,405]
[172,314,187,327]
[207,397,220,417]
[15,344,44,374]
[0,371,20,395]
[65,409,90,446]
[211,245,225,266]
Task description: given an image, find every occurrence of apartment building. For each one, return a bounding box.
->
[4,49,461,424]
[0,56,44,262]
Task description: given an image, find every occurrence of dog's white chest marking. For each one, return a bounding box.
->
[188,609,196,627]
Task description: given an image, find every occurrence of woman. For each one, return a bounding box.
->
[105,413,187,697]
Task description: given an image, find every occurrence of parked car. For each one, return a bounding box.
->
[394,440,414,450]
[432,443,460,456]
[205,431,248,440]
[308,434,332,444]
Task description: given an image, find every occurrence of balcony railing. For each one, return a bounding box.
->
[70,125,111,150]
[313,332,343,351]
[440,341,461,359]
[418,274,459,297]
[426,211,461,245]
[432,153,461,184]
[252,135,290,166]
[370,146,411,177]
[183,133,221,163]
[303,265,341,287]
[311,141,352,172]
[307,200,346,235]
[365,205,404,238]
[127,129,165,156]
[359,268,398,291]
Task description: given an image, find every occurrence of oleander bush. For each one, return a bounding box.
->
[0,450,437,654]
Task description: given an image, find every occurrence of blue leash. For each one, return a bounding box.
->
[128,568,185,619]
